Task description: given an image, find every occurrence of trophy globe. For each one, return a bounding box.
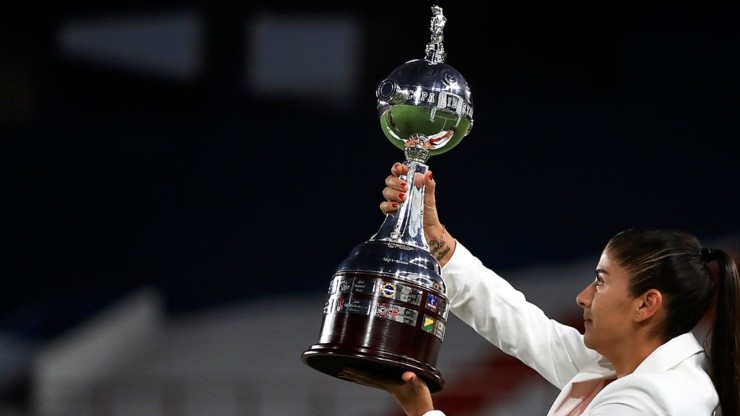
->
[301,5,473,393]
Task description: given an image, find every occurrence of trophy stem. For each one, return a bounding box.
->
[370,137,431,251]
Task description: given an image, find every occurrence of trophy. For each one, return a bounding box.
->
[301,5,473,393]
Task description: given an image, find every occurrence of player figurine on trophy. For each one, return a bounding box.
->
[301,5,474,393]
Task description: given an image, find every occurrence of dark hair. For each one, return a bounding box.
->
[606,227,739,416]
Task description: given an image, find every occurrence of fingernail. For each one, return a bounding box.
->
[399,182,406,189]
[391,203,398,209]
[399,192,406,201]
[429,171,433,180]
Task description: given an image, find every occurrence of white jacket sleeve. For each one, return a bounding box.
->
[442,241,604,388]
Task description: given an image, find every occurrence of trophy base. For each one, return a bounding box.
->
[301,345,445,393]
[300,241,448,393]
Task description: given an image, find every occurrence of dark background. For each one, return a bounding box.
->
[2,1,739,344]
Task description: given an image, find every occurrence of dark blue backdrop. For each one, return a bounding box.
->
[2,1,739,341]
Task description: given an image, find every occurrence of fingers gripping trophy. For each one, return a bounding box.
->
[301,5,473,393]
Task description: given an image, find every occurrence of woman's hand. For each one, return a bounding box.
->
[381,162,456,266]
[339,368,435,416]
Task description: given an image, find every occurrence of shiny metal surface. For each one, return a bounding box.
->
[376,4,473,156]
[376,61,473,156]
[336,240,444,292]
[302,5,472,393]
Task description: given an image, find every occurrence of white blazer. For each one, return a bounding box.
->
[426,242,719,416]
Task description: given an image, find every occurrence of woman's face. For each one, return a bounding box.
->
[576,248,638,354]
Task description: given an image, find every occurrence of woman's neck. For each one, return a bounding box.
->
[607,335,664,378]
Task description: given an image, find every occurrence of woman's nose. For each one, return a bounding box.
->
[576,285,592,308]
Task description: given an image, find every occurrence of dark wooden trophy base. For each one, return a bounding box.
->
[301,240,448,393]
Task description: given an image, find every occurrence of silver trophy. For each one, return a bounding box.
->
[301,5,473,393]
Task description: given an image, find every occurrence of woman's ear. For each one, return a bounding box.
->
[634,289,663,322]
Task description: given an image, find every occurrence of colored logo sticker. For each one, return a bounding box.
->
[376,302,399,318]
[426,294,439,312]
[381,282,396,297]
[422,316,436,333]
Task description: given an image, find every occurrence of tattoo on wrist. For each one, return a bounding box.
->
[429,226,450,261]
[430,242,450,261]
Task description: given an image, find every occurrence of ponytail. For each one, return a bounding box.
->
[707,249,740,416]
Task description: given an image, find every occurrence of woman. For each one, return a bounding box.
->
[340,162,739,416]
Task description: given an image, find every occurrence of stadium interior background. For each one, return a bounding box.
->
[2,1,739,412]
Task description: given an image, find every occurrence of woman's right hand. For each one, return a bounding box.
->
[381,162,456,266]
[339,368,435,416]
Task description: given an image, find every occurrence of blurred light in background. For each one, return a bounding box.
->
[56,9,204,82]
[246,13,363,108]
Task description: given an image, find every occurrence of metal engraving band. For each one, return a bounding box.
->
[328,276,448,316]
[330,271,445,294]
[323,276,448,340]
[377,84,473,119]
